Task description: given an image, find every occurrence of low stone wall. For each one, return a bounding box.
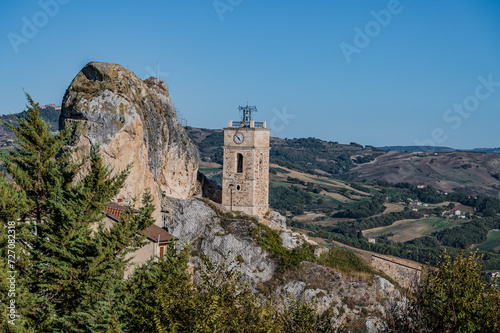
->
[371,254,421,290]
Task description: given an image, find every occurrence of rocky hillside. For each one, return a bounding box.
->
[162,197,403,331]
[60,62,199,218]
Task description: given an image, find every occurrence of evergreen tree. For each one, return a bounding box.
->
[0,94,155,332]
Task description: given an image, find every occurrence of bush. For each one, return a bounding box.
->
[384,251,500,332]
[251,223,315,272]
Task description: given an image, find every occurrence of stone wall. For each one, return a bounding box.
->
[371,254,421,290]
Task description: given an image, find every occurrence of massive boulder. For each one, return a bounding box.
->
[60,62,199,218]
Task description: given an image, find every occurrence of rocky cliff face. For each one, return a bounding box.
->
[163,197,402,331]
[60,62,199,217]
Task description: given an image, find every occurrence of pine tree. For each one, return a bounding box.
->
[0,94,155,332]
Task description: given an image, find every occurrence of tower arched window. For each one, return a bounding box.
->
[237,153,243,173]
[259,153,263,173]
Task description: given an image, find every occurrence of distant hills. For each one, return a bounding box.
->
[380,146,455,153]
[0,104,60,133]
[187,127,500,198]
[353,150,500,198]
[381,145,500,154]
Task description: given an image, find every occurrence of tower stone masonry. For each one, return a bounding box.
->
[222,106,270,217]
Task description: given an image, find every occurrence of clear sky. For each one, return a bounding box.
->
[1,0,499,149]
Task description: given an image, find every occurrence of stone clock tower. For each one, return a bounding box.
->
[222,105,270,217]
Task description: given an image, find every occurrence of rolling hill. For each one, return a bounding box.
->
[353,150,500,198]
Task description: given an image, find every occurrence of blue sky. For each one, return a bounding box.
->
[1,0,499,149]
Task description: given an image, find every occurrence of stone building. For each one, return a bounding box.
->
[103,202,174,260]
[221,105,270,217]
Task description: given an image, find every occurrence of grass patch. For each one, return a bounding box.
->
[385,188,417,199]
[199,167,222,175]
[422,217,458,231]
[317,247,375,279]
[475,230,500,252]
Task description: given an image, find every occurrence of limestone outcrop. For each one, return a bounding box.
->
[60,62,199,218]
[163,197,403,331]
[163,198,277,288]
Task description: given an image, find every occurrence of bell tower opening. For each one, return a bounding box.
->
[237,153,243,173]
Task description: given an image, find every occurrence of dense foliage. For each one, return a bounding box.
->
[251,222,315,272]
[0,95,156,331]
[435,216,500,249]
[384,251,500,332]
[317,247,375,277]
[333,195,386,219]
[269,185,313,214]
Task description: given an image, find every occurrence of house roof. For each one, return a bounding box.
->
[103,202,139,221]
[103,202,174,244]
[144,224,174,244]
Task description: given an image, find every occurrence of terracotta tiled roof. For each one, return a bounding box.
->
[103,202,138,221]
[144,224,174,245]
[104,202,174,244]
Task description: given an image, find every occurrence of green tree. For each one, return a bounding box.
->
[419,251,499,332]
[0,94,155,332]
[384,250,500,332]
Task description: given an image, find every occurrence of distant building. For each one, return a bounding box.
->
[39,104,61,110]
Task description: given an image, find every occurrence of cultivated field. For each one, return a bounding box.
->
[363,217,464,242]
[475,230,500,252]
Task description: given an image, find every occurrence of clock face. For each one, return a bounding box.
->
[233,132,244,144]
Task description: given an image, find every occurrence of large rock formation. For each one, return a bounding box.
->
[60,62,199,217]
